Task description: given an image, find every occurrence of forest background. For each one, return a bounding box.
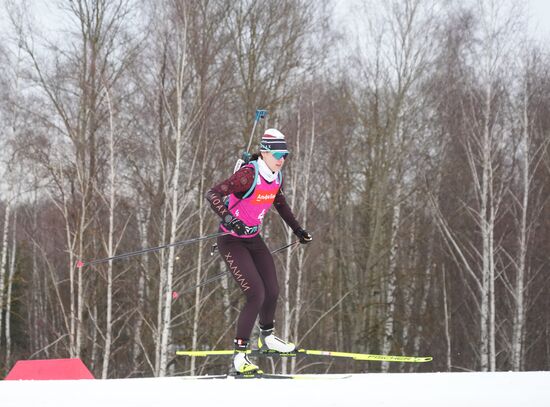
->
[1,0,550,378]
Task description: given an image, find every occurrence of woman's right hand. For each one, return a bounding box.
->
[223,215,248,235]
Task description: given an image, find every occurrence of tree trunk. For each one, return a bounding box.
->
[381,182,401,373]
[133,204,150,374]
[479,79,494,372]
[0,202,11,341]
[442,265,452,371]
[158,135,182,376]
[512,79,530,371]
[101,88,116,379]
[158,31,188,375]
[291,105,315,373]
[155,203,169,375]
[190,170,206,375]
[411,215,435,372]
[5,209,17,366]
[281,118,300,374]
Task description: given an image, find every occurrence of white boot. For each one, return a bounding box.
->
[233,351,260,374]
[232,338,260,374]
[258,328,296,353]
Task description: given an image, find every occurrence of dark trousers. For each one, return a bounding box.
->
[217,233,279,340]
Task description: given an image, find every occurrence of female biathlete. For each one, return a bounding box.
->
[205,128,312,374]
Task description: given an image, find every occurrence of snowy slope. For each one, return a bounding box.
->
[2,371,549,407]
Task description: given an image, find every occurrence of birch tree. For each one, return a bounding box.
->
[156,14,188,375]
[461,0,521,371]
[430,0,521,371]
[0,5,23,351]
[4,209,17,366]
[150,1,219,376]
[99,84,121,379]
[353,0,437,372]
[277,96,316,374]
[228,0,321,141]
[505,50,550,371]
[0,199,10,343]
[131,202,150,374]
[12,0,136,360]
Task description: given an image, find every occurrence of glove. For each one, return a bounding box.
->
[223,214,248,236]
[294,227,312,244]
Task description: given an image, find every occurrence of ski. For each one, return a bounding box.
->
[181,372,352,380]
[175,348,432,363]
[197,373,293,380]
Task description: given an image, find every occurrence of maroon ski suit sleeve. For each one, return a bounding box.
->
[273,183,301,232]
[205,167,255,220]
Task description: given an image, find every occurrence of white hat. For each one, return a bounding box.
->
[260,128,288,152]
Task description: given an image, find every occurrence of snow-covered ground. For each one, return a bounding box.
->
[2,371,549,407]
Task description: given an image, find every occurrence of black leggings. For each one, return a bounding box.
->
[217,233,279,340]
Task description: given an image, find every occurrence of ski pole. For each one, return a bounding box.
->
[77,231,230,268]
[270,239,300,255]
[176,271,227,296]
[209,238,299,256]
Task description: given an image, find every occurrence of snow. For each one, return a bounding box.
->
[1,371,549,407]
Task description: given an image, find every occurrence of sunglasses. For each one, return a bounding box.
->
[271,151,289,160]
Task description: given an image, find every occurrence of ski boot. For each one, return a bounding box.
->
[232,338,262,377]
[258,324,296,354]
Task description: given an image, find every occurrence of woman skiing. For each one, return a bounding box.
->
[205,128,312,374]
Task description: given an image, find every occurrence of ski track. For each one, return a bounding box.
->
[1,371,549,407]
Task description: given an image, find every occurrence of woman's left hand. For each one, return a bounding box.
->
[294,228,312,244]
